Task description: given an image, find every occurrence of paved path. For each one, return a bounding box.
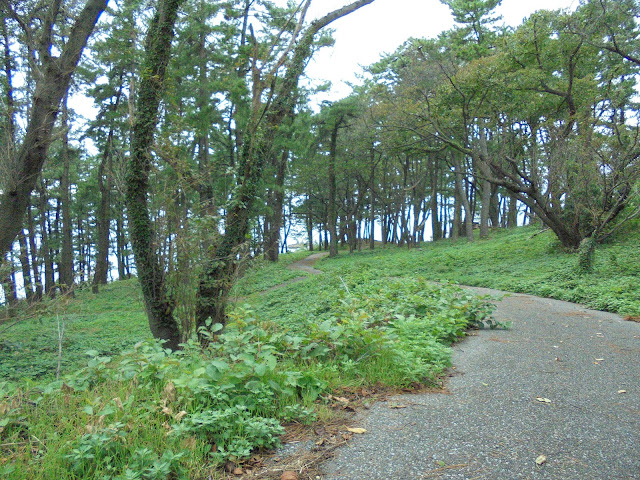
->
[321,287,640,479]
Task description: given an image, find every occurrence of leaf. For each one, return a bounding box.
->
[389,403,408,409]
[618,390,627,394]
[346,427,367,434]
[535,397,552,403]
[163,382,177,402]
[536,454,547,465]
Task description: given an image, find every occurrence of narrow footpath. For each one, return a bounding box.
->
[320,287,640,479]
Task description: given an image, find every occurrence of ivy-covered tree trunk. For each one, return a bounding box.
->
[195,0,377,340]
[125,0,184,351]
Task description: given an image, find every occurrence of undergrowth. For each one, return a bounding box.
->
[0,270,495,479]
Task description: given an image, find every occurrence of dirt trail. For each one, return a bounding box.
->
[287,252,329,275]
[233,252,329,303]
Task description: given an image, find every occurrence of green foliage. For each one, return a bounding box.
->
[231,250,311,297]
[0,246,498,478]
[0,280,149,382]
[310,224,640,317]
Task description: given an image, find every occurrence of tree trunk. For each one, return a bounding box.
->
[477,128,492,239]
[454,154,474,242]
[92,131,113,293]
[306,196,314,251]
[264,149,288,261]
[38,182,55,296]
[507,192,518,228]
[59,97,75,292]
[2,253,17,307]
[430,156,441,241]
[328,118,341,257]
[27,206,42,301]
[116,208,127,279]
[125,0,184,351]
[17,232,33,301]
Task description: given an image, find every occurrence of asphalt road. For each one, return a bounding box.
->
[320,287,640,479]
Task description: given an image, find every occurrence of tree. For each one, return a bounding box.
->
[125,0,184,351]
[0,0,109,263]
[194,0,377,339]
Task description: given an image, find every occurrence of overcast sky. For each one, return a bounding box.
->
[303,0,578,104]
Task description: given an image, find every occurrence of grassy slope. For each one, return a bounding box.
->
[313,222,640,317]
[0,281,150,381]
[1,223,637,384]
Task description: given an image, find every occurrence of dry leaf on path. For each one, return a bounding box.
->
[535,397,552,403]
[389,403,408,409]
[618,390,627,394]
[536,455,547,465]
[281,472,298,480]
[346,427,367,434]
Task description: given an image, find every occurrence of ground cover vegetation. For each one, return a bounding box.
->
[0,258,496,478]
[1,220,637,477]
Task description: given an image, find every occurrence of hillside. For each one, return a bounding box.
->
[1,224,638,478]
[238,223,640,318]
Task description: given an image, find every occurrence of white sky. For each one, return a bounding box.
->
[304,0,578,104]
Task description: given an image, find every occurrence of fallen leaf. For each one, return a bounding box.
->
[233,467,243,475]
[162,406,173,416]
[536,454,547,465]
[618,390,627,394]
[389,403,408,409]
[535,397,552,403]
[163,382,177,403]
[281,471,298,480]
[333,396,349,404]
[175,410,187,422]
[595,358,604,361]
[346,427,367,434]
